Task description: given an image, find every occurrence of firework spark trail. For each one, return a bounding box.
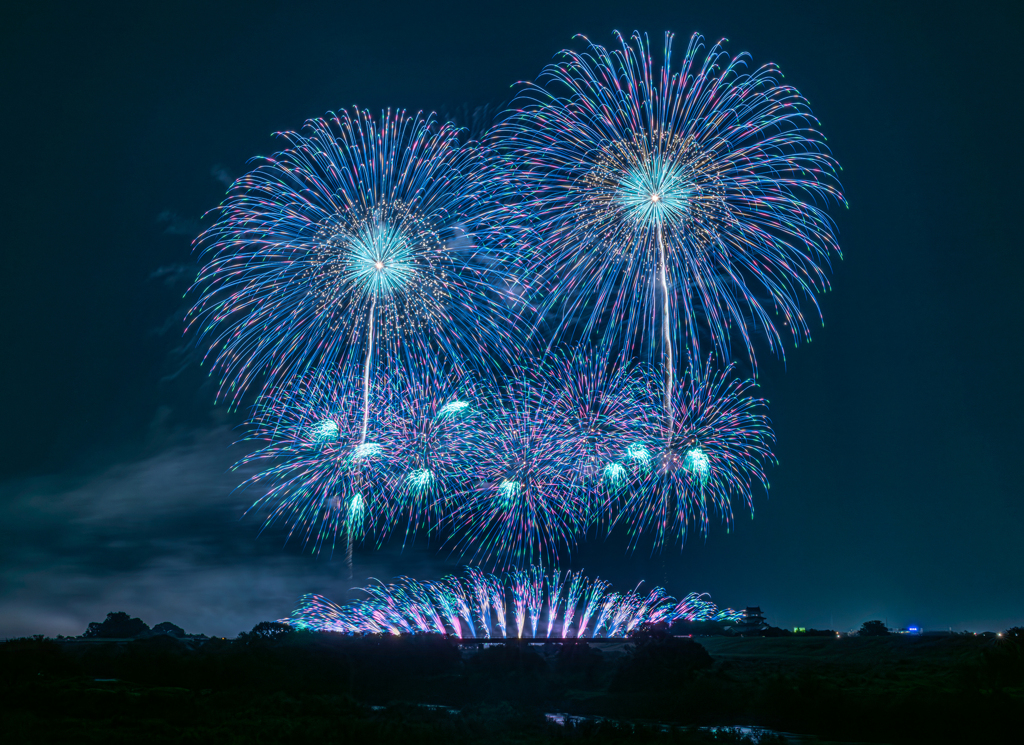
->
[284,566,743,637]
[403,578,447,634]
[360,296,376,446]
[657,224,672,429]
[527,566,545,637]
[560,571,586,637]
[510,569,529,638]
[592,592,621,638]
[447,576,478,638]
[545,570,567,637]
[488,31,845,376]
[576,578,610,638]
[486,573,508,637]
[433,579,460,635]
[466,567,493,637]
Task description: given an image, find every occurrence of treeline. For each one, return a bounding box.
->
[2,621,1023,743]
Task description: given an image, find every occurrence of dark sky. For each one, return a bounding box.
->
[1,0,1022,638]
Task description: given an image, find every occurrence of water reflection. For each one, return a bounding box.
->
[544,713,823,743]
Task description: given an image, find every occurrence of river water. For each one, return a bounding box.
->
[544,713,826,743]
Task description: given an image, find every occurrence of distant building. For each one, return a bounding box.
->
[735,607,768,635]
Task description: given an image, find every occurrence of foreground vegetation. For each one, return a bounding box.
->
[2,623,1021,744]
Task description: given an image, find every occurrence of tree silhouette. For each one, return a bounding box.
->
[859,620,890,636]
[83,611,150,638]
[151,622,186,638]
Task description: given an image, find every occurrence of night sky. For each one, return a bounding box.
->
[2,0,1021,639]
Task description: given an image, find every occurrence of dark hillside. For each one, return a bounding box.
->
[2,627,1021,743]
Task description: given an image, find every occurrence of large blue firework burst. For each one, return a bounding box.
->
[615,357,776,550]
[188,108,518,411]
[489,31,845,374]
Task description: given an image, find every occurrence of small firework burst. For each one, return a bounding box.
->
[542,351,652,517]
[376,363,482,541]
[237,371,393,555]
[449,373,590,570]
[617,357,776,550]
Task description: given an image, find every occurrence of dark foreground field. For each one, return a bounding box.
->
[2,626,1022,744]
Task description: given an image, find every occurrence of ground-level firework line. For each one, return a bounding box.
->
[282,565,743,637]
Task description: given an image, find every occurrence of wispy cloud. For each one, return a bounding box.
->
[156,210,201,238]
[210,164,233,188]
[0,427,458,638]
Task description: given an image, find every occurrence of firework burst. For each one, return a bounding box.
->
[542,351,651,518]
[188,108,518,414]
[237,371,392,559]
[376,363,482,541]
[615,357,776,550]
[490,30,845,390]
[448,372,592,570]
[194,29,840,570]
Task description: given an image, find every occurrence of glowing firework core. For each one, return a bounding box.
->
[615,153,690,228]
[498,479,522,504]
[346,222,415,297]
[437,400,471,420]
[309,418,340,444]
[604,462,626,489]
[348,493,365,526]
[625,442,652,464]
[682,446,711,486]
[407,468,433,490]
[351,442,384,461]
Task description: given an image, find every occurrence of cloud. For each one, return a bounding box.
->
[0,427,458,638]
[156,210,201,238]
[210,164,233,188]
[149,263,196,289]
